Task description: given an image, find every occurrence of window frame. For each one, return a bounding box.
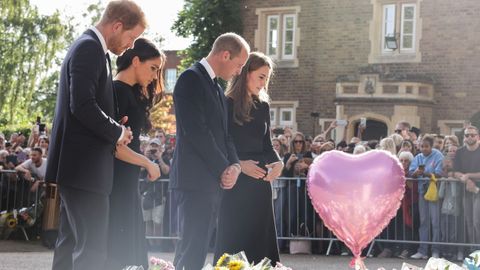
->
[279,108,294,127]
[281,14,296,60]
[266,15,280,59]
[400,3,416,51]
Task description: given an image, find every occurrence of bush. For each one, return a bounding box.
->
[0,124,36,139]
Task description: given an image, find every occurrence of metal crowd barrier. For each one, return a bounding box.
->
[0,170,42,240]
[144,176,480,256]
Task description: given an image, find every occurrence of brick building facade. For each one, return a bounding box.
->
[241,0,480,141]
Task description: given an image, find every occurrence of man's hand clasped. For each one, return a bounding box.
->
[220,164,241,189]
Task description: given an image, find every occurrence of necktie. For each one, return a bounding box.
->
[213,78,224,111]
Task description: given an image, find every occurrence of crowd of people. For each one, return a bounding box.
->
[268,120,480,262]
[1,1,479,269]
[2,115,479,263]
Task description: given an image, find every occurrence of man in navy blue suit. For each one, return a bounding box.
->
[170,33,250,269]
[45,1,149,269]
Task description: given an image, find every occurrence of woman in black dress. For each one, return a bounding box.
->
[106,38,166,269]
[214,52,284,265]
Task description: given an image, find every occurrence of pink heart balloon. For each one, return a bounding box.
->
[307,150,405,258]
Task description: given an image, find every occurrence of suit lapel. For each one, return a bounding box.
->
[194,63,227,132]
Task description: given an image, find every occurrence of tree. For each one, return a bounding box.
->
[150,94,176,134]
[0,0,75,125]
[172,0,243,70]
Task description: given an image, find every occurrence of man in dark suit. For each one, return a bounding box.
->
[45,1,147,269]
[170,33,250,270]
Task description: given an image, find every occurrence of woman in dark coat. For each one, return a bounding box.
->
[214,52,284,265]
[106,38,165,270]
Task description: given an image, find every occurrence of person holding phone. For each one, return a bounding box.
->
[409,135,444,259]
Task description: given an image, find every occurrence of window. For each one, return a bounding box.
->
[255,6,301,67]
[165,68,177,93]
[400,4,416,51]
[282,15,295,59]
[269,108,277,125]
[279,108,294,127]
[266,15,279,58]
[381,3,416,52]
[269,101,298,129]
[369,1,421,63]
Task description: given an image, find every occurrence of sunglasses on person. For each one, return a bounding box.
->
[293,140,304,144]
[465,133,478,138]
[394,129,402,134]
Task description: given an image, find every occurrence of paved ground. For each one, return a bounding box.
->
[0,240,460,270]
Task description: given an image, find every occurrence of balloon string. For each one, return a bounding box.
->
[349,256,367,270]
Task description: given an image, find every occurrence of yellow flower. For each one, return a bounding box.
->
[216,253,229,266]
[227,260,244,270]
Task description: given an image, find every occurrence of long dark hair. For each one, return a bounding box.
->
[225,52,273,125]
[116,38,166,131]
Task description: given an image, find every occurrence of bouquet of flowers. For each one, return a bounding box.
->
[202,251,292,270]
[149,257,175,270]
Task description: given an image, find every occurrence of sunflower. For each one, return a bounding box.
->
[216,253,229,266]
[227,260,244,270]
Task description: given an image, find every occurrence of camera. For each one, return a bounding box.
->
[36,116,45,133]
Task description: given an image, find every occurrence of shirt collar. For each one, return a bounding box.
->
[90,26,108,55]
[200,58,216,81]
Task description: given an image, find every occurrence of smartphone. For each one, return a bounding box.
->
[336,119,347,126]
[360,117,367,128]
[39,123,46,133]
[6,155,18,165]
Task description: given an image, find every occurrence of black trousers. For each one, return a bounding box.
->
[52,186,109,270]
[173,189,221,270]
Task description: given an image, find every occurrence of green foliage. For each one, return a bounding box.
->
[0,123,36,139]
[172,0,243,71]
[0,0,75,125]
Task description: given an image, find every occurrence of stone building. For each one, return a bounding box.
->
[240,0,480,141]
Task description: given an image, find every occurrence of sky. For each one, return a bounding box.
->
[29,0,192,50]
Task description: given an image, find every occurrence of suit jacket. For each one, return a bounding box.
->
[170,62,239,192]
[45,29,122,195]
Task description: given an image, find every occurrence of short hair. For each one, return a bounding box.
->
[465,125,479,134]
[211,33,250,59]
[32,147,43,155]
[421,135,434,147]
[398,151,414,162]
[353,145,366,155]
[100,0,147,30]
[397,121,411,130]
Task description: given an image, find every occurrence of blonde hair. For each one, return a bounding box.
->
[379,137,397,155]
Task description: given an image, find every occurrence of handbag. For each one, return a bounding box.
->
[424,174,438,202]
[289,223,312,254]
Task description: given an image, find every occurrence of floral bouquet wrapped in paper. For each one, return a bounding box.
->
[202,251,292,270]
[149,257,175,270]
[464,250,480,270]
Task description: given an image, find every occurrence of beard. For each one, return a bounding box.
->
[108,35,126,56]
[466,140,478,146]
